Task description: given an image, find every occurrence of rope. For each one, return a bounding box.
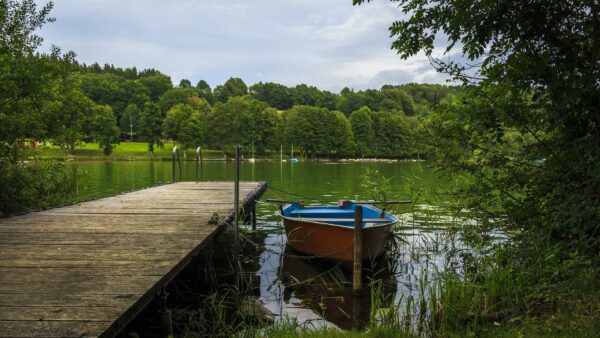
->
[267,185,323,203]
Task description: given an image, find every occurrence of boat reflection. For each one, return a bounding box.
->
[278,245,398,330]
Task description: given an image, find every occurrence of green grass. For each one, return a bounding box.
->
[33,142,224,161]
[238,319,417,338]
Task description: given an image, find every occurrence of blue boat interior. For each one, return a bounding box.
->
[281,202,398,227]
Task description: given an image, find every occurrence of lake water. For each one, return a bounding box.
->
[75,160,472,329]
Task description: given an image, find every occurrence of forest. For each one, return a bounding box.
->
[46,62,458,158]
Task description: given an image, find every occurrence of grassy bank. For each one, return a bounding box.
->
[31,142,415,161]
[242,268,599,338]
[33,142,225,161]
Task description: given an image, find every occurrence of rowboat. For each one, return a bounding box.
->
[277,200,400,262]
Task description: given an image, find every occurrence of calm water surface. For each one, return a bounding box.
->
[75,160,472,329]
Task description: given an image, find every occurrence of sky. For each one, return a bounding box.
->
[39,0,452,92]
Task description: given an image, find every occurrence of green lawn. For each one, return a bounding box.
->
[34,142,224,161]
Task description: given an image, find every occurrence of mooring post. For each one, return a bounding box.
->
[233,145,241,289]
[199,146,204,180]
[352,293,361,329]
[158,286,173,338]
[172,146,177,182]
[196,146,201,183]
[353,205,363,294]
[177,149,182,182]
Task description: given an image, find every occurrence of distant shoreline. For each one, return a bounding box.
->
[30,141,424,162]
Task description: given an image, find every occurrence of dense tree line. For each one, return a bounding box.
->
[64,63,456,157]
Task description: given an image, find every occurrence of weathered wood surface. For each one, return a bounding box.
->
[0,181,266,337]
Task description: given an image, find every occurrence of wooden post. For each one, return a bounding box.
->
[172,146,177,182]
[177,150,182,182]
[251,205,257,230]
[199,146,204,180]
[352,292,361,329]
[233,145,241,289]
[196,147,200,183]
[158,286,173,338]
[353,205,363,294]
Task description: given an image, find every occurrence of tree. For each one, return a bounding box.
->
[195,79,215,104]
[158,87,200,113]
[121,80,150,116]
[372,112,412,157]
[165,99,211,149]
[283,105,352,156]
[162,103,195,141]
[179,111,205,149]
[349,107,375,157]
[283,106,317,156]
[196,80,211,91]
[214,77,248,102]
[260,107,283,150]
[77,73,150,124]
[383,88,417,116]
[250,82,293,109]
[138,102,163,153]
[331,111,355,156]
[179,79,192,88]
[91,105,120,155]
[315,90,338,110]
[335,88,364,116]
[139,73,172,101]
[50,87,95,153]
[202,96,272,152]
[77,73,125,117]
[355,0,600,263]
[289,84,320,107]
[0,0,82,215]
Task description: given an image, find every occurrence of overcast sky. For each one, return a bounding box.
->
[39,0,451,92]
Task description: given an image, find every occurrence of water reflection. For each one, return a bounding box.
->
[248,200,478,329]
[73,160,477,329]
[279,245,397,329]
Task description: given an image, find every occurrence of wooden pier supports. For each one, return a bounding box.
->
[172,146,182,182]
[233,145,242,289]
[196,146,203,182]
[353,205,363,294]
[158,287,173,338]
[172,146,177,182]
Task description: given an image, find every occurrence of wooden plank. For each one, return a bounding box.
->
[0,242,203,252]
[0,266,174,282]
[0,259,177,268]
[0,306,123,321]
[0,248,193,261]
[0,222,220,232]
[0,293,139,307]
[0,181,267,338]
[0,279,155,295]
[0,321,110,337]
[0,266,170,278]
[0,232,215,245]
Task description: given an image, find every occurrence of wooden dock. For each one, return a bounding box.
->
[0,181,267,337]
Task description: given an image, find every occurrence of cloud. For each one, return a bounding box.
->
[39,0,448,92]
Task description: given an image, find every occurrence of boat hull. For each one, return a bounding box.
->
[283,217,394,262]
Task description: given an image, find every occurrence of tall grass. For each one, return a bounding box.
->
[0,158,80,216]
